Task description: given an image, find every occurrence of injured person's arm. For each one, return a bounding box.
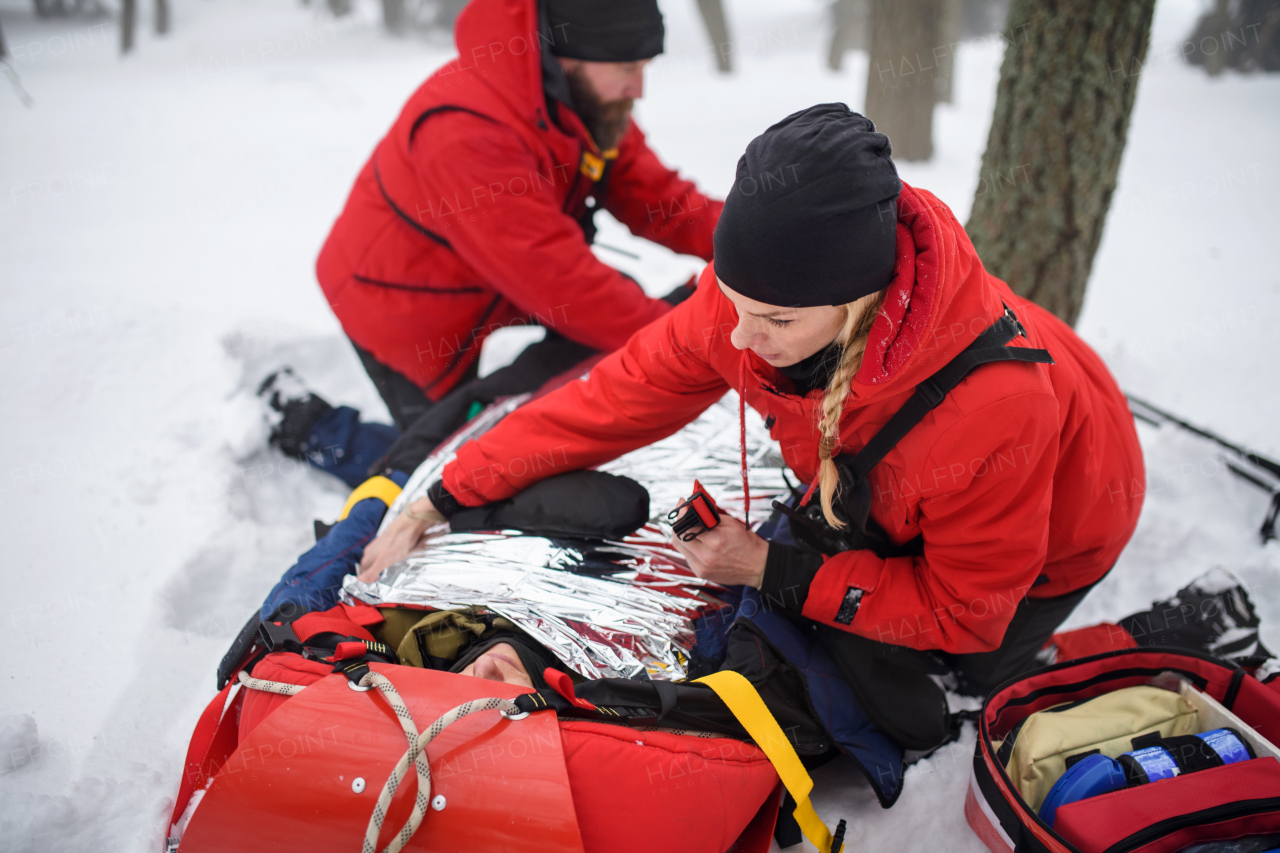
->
[357,492,448,582]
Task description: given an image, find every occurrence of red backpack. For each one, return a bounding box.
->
[966,648,1280,853]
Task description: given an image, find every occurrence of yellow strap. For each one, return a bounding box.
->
[696,670,838,853]
[337,476,404,521]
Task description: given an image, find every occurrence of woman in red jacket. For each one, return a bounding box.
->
[360,104,1145,705]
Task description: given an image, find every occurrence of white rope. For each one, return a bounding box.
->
[358,671,521,853]
[236,667,523,853]
[236,669,305,695]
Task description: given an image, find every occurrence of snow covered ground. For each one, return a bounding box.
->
[1,0,1277,850]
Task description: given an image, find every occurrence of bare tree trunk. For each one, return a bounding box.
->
[120,0,136,54]
[965,0,1156,327]
[936,0,960,102]
[382,0,407,34]
[1184,0,1232,76]
[155,0,169,35]
[696,0,733,73]
[827,0,868,72]
[864,0,943,162]
[0,18,8,59]
[436,0,467,32]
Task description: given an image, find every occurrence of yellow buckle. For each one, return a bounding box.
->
[580,150,605,181]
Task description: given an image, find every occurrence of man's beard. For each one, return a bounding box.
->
[563,65,633,152]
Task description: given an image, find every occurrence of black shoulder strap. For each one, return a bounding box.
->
[577,157,614,245]
[846,305,1054,485]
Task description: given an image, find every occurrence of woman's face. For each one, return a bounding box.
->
[719,279,847,368]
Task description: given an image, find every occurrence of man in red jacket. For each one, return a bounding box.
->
[263,0,722,486]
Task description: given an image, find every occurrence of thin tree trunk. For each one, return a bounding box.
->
[827,0,868,72]
[155,0,169,35]
[382,0,407,34]
[965,0,1156,327]
[936,0,960,103]
[436,0,467,32]
[1184,0,1232,76]
[696,0,733,73]
[864,0,943,162]
[0,18,8,60]
[120,0,136,54]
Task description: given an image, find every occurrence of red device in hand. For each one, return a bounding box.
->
[668,480,722,541]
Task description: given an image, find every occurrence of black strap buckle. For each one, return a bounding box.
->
[258,619,304,654]
[1003,304,1028,338]
[917,377,946,409]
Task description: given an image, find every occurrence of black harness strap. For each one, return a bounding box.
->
[577,155,614,245]
[845,305,1054,485]
[774,305,1054,558]
[652,679,679,725]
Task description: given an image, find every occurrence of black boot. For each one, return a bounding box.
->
[1120,568,1273,665]
[257,368,333,459]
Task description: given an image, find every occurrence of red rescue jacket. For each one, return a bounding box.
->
[316,0,722,401]
[441,184,1145,655]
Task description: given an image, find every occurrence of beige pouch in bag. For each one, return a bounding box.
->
[1003,685,1199,810]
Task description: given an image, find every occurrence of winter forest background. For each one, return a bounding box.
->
[2,0,1279,850]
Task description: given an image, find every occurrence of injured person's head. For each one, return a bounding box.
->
[450,634,561,690]
[456,642,532,687]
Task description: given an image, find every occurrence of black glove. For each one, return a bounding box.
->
[660,275,698,306]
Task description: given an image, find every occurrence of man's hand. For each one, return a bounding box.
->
[357,497,444,583]
[669,508,768,587]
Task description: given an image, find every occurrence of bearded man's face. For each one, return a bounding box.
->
[560,59,648,151]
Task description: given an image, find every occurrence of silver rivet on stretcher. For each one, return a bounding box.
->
[347,681,372,692]
[352,777,366,793]
[431,795,446,811]
[501,709,529,721]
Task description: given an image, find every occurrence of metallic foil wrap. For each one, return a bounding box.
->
[351,392,793,681]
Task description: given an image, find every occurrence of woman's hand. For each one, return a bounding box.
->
[669,508,768,588]
[357,497,444,583]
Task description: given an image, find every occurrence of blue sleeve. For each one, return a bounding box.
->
[260,470,409,619]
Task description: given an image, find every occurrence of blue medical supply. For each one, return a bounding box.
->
[1038,728,1255,828]
[1200,727,1255,765]
[1039,753,1129,827]
[1121,742,1183,784]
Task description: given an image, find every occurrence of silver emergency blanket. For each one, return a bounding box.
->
[344,393,792,681]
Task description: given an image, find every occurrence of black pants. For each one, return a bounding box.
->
[380,332,597,475]
[351,342,442,432]
[818,581,1097,751]
[945,583,1094,694]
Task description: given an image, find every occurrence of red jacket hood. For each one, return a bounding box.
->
[716,182,1012,408]
[450,0,602,151]
[452,0,548,132]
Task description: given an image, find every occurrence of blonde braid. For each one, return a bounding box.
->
[817,290,885,528]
